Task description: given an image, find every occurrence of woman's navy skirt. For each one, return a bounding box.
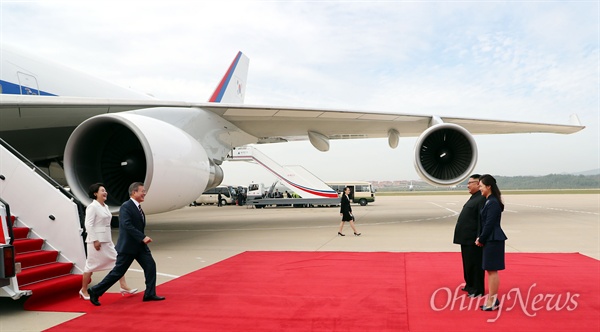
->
[482,240,505,271]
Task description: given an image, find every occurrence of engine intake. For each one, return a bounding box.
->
[414,123,478,186]
[64,113,211,214]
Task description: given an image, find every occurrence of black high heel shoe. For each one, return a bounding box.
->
[354,232,361,236]
[338,232,345,236]
[481,299,500,311]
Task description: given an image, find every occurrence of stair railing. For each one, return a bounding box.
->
[0,198,14,245]
[0,138,86,245]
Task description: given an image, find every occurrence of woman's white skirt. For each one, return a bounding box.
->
[84,242,118,272]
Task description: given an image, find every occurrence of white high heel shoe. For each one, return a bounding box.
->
[119,288,138,296]
[79,289,90,300]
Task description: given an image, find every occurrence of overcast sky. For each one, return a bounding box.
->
[1,1,598,186]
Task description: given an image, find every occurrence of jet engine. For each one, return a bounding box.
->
[64,113,216,214]
[414,123,478,186]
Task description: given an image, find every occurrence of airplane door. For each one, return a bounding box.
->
[17,72,40,95]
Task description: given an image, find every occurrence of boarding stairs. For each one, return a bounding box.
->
[0,138,86,300]
[227,146,339,206]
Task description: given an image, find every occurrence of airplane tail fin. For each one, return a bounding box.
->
[208,51,249,104]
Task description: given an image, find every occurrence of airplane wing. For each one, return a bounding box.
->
[202,104,584,140]
[0,94,584,137]
[0,91,585,214]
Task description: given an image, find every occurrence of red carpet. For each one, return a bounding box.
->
[35,252,598,331]
[24,291,125,313]
[406,252,600,331]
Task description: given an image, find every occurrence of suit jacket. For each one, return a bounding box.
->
[116,198,149,255]
[84,200,113,243]
[340,194,352,214]
[478,195,508,244]
[453,191,486,245]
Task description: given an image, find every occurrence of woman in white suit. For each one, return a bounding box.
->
[79,183,137,300]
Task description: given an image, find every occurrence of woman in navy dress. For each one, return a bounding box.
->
[475,174,507,311]
[338,187,361,236]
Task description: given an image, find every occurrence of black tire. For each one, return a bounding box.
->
[359,198,368,206]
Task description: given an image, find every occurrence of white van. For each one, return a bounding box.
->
[193,186,237,206]
[326,181,375,206]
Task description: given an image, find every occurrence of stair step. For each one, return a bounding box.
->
[16,250,59,269]
[12,227,30,239]
[20,274,83,299]
[6,213,83,305]
[13,238,44,253]
[17,262,74,286]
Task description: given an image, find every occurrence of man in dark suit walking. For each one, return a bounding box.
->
[453,174,486,297]
[88,182,165,305]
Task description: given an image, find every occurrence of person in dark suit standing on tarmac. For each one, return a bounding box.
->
[88,182,165,305]
[453,174,486,298]
[476,174,508,311]
[338,187,361,237]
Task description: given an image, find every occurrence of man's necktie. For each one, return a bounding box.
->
[139,205,145,224]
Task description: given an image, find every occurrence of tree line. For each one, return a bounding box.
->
[375,174,600,191]
[493,174,600,190]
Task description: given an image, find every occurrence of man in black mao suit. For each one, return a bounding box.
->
[453,174,486,297]
[88,182,165,305]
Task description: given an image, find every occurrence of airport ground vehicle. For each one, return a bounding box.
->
[193,185,237,206]
[326,181,375,206]
[247,183,266,200]
[247,182,294,199]
[246,180,375,207]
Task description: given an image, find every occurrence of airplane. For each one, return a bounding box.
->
[0,44,585,214]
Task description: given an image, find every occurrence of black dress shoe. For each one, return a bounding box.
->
[468,292,483,298]
[143,295,166,302]
[337,232,345,236]
[88,287,101,306]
